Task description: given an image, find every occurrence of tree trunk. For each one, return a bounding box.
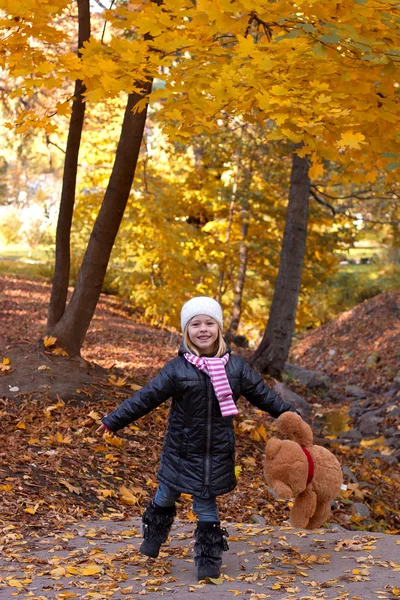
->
[250,153,310,377]
[47,0,90,330]
[49,88,152,355]
[225,204,249,342]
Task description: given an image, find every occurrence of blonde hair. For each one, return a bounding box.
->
[183,324,227,357]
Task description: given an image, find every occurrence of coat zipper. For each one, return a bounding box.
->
[204,377,213,488]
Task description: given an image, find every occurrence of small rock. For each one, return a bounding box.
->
[326,524,348,532]
[349,399,363,418]
[381,454,398,466]
[365,352,380,368]
[249,514,266,525]
[357,416,383,436]
[342,465,359,483]
[267,488,279,500]
[338,429,362,442]
[351,503,370,519]
[385,437,400,450]
[273,382,311,415]
[386,406,400,418]
[362,449,381,460]
[383,387,399,399]
[345,385,369,399]
[328,390,348,403]
[283,363,332,390]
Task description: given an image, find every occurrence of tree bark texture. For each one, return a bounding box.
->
[49,88,152,355]
[47,0,90,330]
[250,153,310,377]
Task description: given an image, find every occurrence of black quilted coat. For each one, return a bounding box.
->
[102,346,297,499]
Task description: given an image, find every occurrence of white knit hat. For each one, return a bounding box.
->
[181,296,223,332]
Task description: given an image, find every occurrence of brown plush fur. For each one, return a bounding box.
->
[263,412,343,529]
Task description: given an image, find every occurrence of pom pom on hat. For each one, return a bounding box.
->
[181,296,223,332]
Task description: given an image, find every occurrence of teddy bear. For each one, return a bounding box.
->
[263,411,343,529]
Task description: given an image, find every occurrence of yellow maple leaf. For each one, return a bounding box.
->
[80,564,103,576]
[96,488,114,498]
[270,84,289,96]
[204,576,224,584]
[43,399,65,417]
[104,432,123,447]
[235,34,254,57]
[54,432,71,444]
[0,357,11,372]
[88,410,101,421]
[119,485,139,505]
[7,579,23,587]
[43,336,57,347]
[60,479,82,495]
[52,347,68,356]
[309,161,324,179]
[55,101,70,117]
[337,131,366,150]
[50,566,66,577]
[24,502,41,515]
[360,436,386,447]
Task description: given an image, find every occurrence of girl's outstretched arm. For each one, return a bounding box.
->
[101,361,175,432]
[240,360,299,418]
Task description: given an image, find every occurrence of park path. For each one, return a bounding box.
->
[0,518,399,600]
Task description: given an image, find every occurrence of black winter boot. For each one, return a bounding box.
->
[139,500,176,558]
[194,521,229,580]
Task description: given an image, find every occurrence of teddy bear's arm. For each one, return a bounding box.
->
[289,487,317,529]
[270,480,293,499]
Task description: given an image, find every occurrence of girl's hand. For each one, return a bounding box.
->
[96,423,109,435]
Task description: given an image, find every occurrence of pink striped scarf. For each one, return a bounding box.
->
[184,353,239,417]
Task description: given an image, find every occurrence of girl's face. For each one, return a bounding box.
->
[188,315,219,354]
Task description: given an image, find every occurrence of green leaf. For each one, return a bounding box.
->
[385,162,400,171]
[382,152,398,159]
[312,43,328,58]
[319,34,341,44]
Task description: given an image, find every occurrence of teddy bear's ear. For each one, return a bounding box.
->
[265,438,282,460]
[277,412,313,447]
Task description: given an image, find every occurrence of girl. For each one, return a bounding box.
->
[98,296,299,580]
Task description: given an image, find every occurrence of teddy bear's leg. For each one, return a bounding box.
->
[306,501,332,530]
[289,487,317,529]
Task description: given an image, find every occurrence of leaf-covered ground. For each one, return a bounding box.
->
[1,519,400,599]
[291,290,400,393]
[0,276,399,539]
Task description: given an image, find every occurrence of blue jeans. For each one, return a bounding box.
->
[154,482,219,522]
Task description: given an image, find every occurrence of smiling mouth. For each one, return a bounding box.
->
[198,336,211,340]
